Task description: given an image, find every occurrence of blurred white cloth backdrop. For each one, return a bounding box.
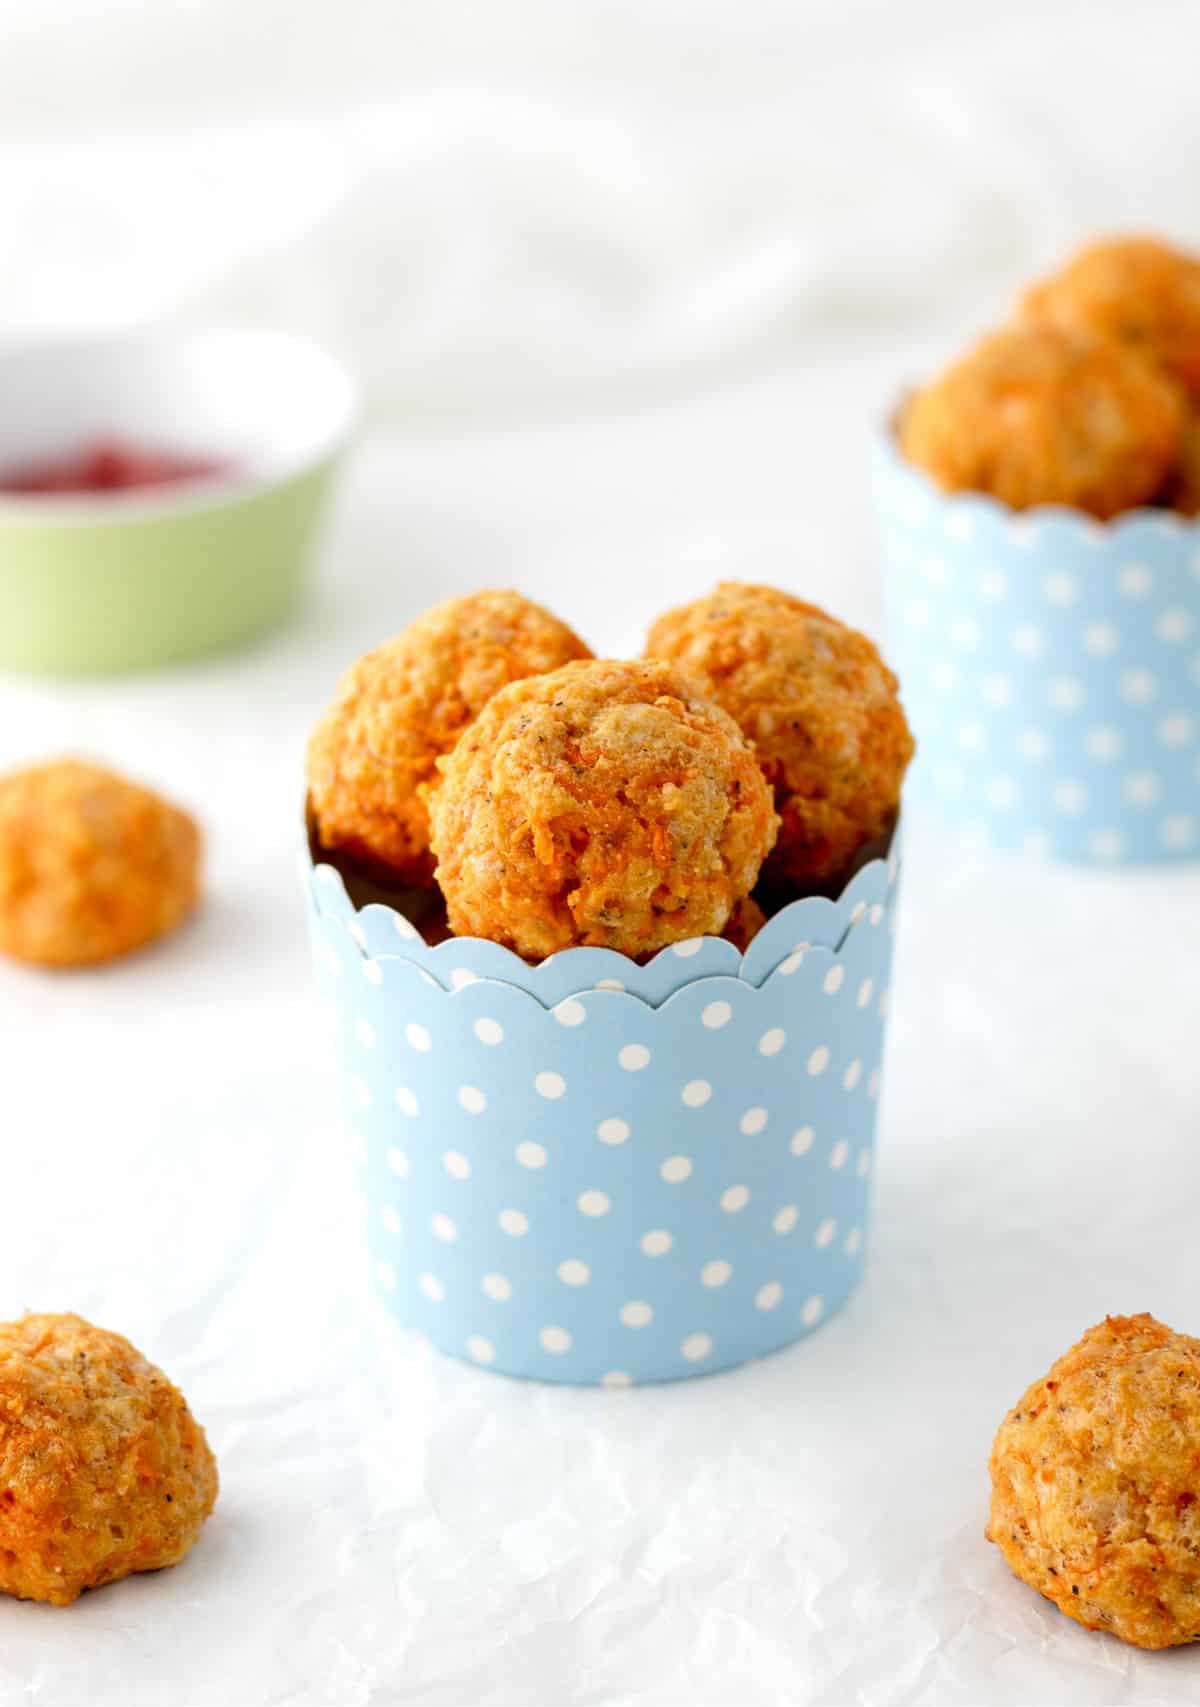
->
[1,0,1198,415]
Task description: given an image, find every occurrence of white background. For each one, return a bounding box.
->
[1,3,1199,1702]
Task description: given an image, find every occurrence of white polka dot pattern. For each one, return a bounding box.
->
[877,439,1200,863]
[305,839,893,1385]
[596,1117,630,1146]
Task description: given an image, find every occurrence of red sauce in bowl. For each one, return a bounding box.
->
[0,439,232,495]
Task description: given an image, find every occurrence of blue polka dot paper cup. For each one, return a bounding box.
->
[874,434,1200,863]
[303,839,900,1386]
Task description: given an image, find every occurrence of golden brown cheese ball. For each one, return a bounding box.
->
[645,583,912,889]
[988,1314,1200,1650]
[0,1313,218,1606]
[1023,236,1200,400]
[0,759,201,969]
[307,590,591,886]
[899,323,1183,518]
[1166,413,1200,515]
[426,658,777,961]
[722,894,765,952]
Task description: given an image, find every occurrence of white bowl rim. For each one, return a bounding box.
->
[0,324,357,525]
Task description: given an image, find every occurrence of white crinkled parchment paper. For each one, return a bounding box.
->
[4,10,1200,1683]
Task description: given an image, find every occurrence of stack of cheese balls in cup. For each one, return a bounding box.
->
[900,234,1200,518]
[306,585,915,955]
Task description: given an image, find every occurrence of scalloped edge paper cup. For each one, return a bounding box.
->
[874,434,1200,863]
[303,836,901,1386]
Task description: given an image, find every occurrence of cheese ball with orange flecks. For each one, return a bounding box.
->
[425,658,778,961]
[307,590,592,886]
[0,1313,218,1606]
[1022,235,1200,401]
[722,893,766,952]
[1165,411,1200,515]
[898,323,1183,518]
[645,583,912,889]
[0,759,201,968]
[987,1314,1200,1650]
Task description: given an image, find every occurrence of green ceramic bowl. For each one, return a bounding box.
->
[0,327,356,674]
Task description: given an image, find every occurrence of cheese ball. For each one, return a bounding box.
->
[987,1314,1200,1650]
[1023,236,1200,400]
[899,323,1183,518]
[645,584,912,889]
[722,894,766,952]
[0,1313,218,1606]
[1166,412,1200,515]
[0,759,201,968]
[307,590,591,886]
[426,658,778,961]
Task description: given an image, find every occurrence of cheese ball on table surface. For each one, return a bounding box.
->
[988,1313,1200,1650]
[0,759,201,968]
[426,658,777,961]
[1022,235,1200,401]
[645,583,912,890]
[0,1313,218,1606]
[898,323,1183,518]
[307,590,592,886]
